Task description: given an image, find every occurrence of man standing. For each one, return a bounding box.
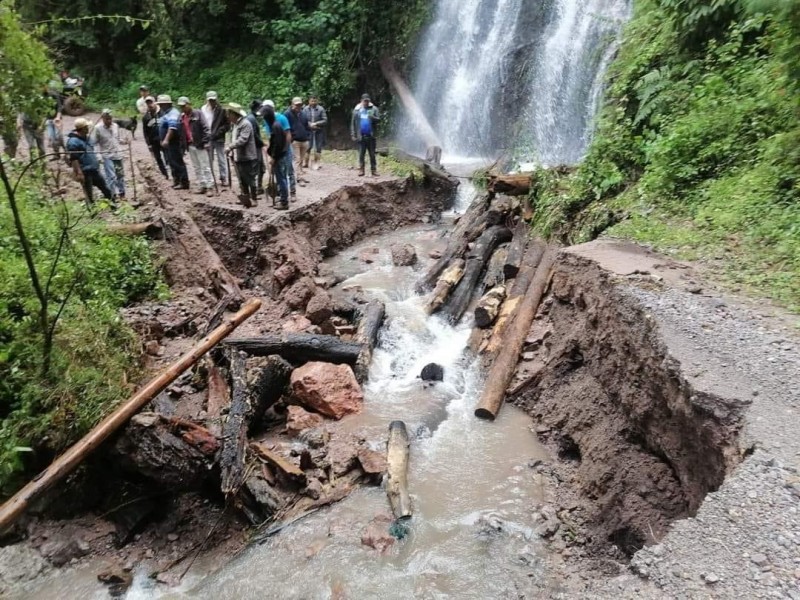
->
[262,100,295,199]
[262,105,289,210]
[304,95,327,170]
[284,97,310,182]
[17,112,45,159]
[247,99,267,195]
[66,118,113,208]
[351,93,380,177]
[202,91,228,186]
[136,85,150,115]
[225,103,258,207]
[93,108,126,200]
[142,96,169,178]
[178,96,212,194]
[157,94,189,190]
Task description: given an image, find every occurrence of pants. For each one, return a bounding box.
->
[293,140,309,174]
[82,169,113,207]
[165,144,188,185]
[256,148,265,193]
[208,139,228,183]
[235,159,259,199]
[188,145,212,188]
[286,144,296,193]
[45,120,62,156]
[102,157,125,197]
[22,126,45,159]
[358,136,377,173]
[272,154,290,205]
[148,142,168,177]
[309,130,324,154]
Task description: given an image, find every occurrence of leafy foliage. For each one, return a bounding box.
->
[529,0,800,311]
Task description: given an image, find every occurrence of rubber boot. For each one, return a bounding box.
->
[358,166,365,177]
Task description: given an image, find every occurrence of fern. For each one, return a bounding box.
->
[633,67,671,126]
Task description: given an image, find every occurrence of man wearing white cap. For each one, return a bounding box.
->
[202,91,228,185]
[93,108,126,200]
[225,103,259,207]
[157,94,189,190]
[178,96,212,194]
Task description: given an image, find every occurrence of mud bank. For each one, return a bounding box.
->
[510,239,800,598]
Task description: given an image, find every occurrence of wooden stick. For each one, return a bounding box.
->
[386,420,412,519]
[0,298,261,534]
[475,249,556,420]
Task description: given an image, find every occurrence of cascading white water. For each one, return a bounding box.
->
[399,0,630,165]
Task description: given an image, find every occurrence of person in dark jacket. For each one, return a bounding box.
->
[351,93,380,176]
[142,96,169,178]
[303,95,327,170]
[66,118,113,208]
[248,99,267,195]
[225,103,259,207]
[202,91,229,185]
[178,96,212,194]
[262,105,289,210]
[284,97,311,181]
[157,94,189,190]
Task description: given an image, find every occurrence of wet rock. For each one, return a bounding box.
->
[475,514,507,537]
[291,362,364,419]
[420,363,444,382]
[286,405,325,437]
[306,292,334,325]
[304,478,323,500]
[428,248,444,259]
[145,340,162,356]
[97,564,133,597]
[0,543,50,590]
[282,314,313,333]
[361,514,396,553]
[273,263,298,288]
[299,427,330,449]
[357,448,388,478]
[39,536,90,567]
[359,247,380,264]
[282,276,317,311]
[390,243,418,266]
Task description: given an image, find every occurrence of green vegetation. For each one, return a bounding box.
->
[17,0,431,112]
[324,149,423,178]
[530,0,800,311]
[1,2,165,495]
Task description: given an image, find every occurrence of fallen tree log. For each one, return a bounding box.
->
[441,225,513,324]
[504,221,530,279]
[249,355,294,432]
[205,364,230,436]
[416,193,491,292]
[486,195,515,226]
[224,333,363,365]
[250,442,306,485]
[488,173,532,196]
[475,248,556,420]
[354,300,386,382]
[220,351,252,496]
[482,246,508,291]
[427,258,465,314]
[386,421,412,519]
[474,285,506,328]
[0,298,261,534]
[107,221,164,238]
[483,241,545,356]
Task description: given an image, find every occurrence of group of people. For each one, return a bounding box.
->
[133,85,381,210]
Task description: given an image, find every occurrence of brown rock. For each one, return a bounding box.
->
[361,514,396,553]
[282,314,313,333]
[306,292,334,325]
[357,448,388,476]
[358,247,380,263]
[428,248,444,259]
[97,564,133,597]
[390,243,417,266]
[282,276,317,311]
[290,362,363,419]
[144,340,161,356]
[286,405,325,437]
[274,263,298,287]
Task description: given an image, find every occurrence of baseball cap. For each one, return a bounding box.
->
[74,118,90,130]
[177,96,190,107]
[145,95,155,102]
[100,108,113,116]
[292,96,303,106]
[139,85,149,91]
[262,100,275,108]
[206,90,218,100]
[361,93,371,101]
[156,94,172,104]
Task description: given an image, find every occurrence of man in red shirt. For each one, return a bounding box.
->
[178,96,213,194]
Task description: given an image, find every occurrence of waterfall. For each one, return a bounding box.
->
[399,0,631,166]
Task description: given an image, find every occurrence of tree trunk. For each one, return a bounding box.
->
[486,194,515,226]
[426,258,465,314]
[441,225,513,325]
[416,193,491,292]
[474,285,506,328]
[249,355,294,433]
[386,421,412,519]
[483,241,545,356]
[220,351,252,496]
[475,248,556,420]
[107,221,164,238]
[354,300,386,382]
[0,298,261,534]
[224,333,364,365]
[205,364,230,436]
[504,221,530,279]
[482,246,508,291]
[488,173,532,196]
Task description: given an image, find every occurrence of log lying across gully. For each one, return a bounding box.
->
[488,172,532,196]
[386,421,412,519]
[220,351,253,496]
[0,298,262,534]
[427,258,465,315]
[440,225,513,325]
[224,333,364,365]
[475,248,556,421]
[504,221,530,280]
[354,299,386,382]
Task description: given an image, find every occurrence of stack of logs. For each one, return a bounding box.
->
[114,299,388,529]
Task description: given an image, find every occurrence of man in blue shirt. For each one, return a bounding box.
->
[156,94,189,190]
[66,118,113,208]
[350,93,380,176]
[263,100,296,199]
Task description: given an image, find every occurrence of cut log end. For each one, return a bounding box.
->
[474,407,497,421]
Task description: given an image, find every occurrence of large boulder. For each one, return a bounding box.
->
[286,405,325,437]
[282,276,317,311]
[390,243,417,266]
[290,362,364,419]
[420,363,444,382]
[305,292,333,325]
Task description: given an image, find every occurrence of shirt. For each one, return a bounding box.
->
[159,107,181,145]
[92,122,123,160]
[181,113,193,145]
[136,97,148,115]
[359,107,373,136]
[201,103,214,129]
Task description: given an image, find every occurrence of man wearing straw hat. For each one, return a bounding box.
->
[156,94,189,190]
[225,102,259,207]
[66,117,114,208]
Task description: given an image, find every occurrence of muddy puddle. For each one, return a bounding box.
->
[20,184,552,599]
